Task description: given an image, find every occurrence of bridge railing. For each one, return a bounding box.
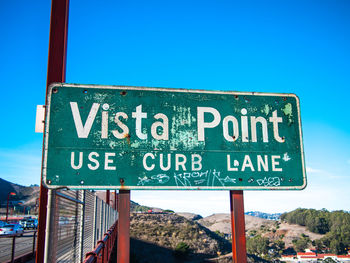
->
[0,231,37,263]
[45,189,118,263]
[83,221,118,263]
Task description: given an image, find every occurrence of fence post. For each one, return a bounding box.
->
[79,190,86,262]
[44,189,59,263]
[33,231,37,255]
[93,195,98,249]
[108,205,111,228]
[104,204,108,233]
[114,191,117,210]
[11,236,16,263]
[100,200,104,240]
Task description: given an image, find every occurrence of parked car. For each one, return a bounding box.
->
[24,219,38,229]
[19,219,27,228]
[0,223,24,236]
[0,221,6,227]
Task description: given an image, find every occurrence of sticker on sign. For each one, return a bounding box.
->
[43,83,306,190]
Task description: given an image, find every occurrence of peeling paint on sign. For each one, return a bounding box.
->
[261,104,271,116]
[281,103,294,125]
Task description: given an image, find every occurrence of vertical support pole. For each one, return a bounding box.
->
[104,203,107,233]
[230,190,247,263]
[79,190,86,262]
[114,191,117,210]
[93,195,98,249]
[11,236,16,263]
[33,231,37,256]
[108,205,111,228]
[72,191,79,263]
[117,190,130,263]
[106,190,110,206]
[6,193,10,223]
[100,200,104,240]
[37,0,69,262]
[44,189,59,263]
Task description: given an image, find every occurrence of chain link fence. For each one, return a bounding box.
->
[45,189,117,263]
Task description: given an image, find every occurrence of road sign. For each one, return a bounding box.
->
[43,83,306,190]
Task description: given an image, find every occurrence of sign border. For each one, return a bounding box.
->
[43,83,307,190]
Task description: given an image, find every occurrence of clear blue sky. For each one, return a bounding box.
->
[1,0,349,216]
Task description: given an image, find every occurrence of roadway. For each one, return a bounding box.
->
[0,227,95,262]
[0,230,36,263]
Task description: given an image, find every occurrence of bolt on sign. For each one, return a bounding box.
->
[43,83,306,190]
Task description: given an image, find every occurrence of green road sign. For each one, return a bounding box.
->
[43,83,306,190]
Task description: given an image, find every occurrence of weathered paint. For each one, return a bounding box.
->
[261,104,270,116]
[43,83,306,190]
[281,103,293,125]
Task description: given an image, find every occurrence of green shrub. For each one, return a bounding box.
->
[174,242,190,258]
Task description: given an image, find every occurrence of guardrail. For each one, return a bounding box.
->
[43,189,118,262]
[0,230,36,263]
[83,221,118,263]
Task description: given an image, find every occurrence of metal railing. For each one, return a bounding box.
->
[83,221,118,263]
[44,189,118,263]
[0,230,37,263]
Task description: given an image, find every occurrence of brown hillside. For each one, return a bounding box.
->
[198,214,274,235]
[130,213,231,262]
[0,178,39,208]
[197,213,324,248]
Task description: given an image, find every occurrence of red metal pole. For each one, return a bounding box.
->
[106,190,110,206]
[6,192,16,223]
[36,0,69,262]
[6,193,10,223]
[117,190,130,263]
[114,191,117,210]
[230,190,247,263]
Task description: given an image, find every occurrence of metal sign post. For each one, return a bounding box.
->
[37,0,69,262]
[117,190,130,263]
[230,190,247,263]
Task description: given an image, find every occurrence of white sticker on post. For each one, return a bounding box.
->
[35,105,45,133]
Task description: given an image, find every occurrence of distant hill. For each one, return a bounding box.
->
[0,178,40,208]
[281,208,350,254]
[176,212,203,221]
[197,213,324,248]
[95,191,161,212]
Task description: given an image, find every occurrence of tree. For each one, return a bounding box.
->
[215,230,225,238]
[271,239,285,256]
[293,236,311,252]
[330,239,345,255]
[246,235,269,256]
[313,217,329,234]
[279,209,350,255]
